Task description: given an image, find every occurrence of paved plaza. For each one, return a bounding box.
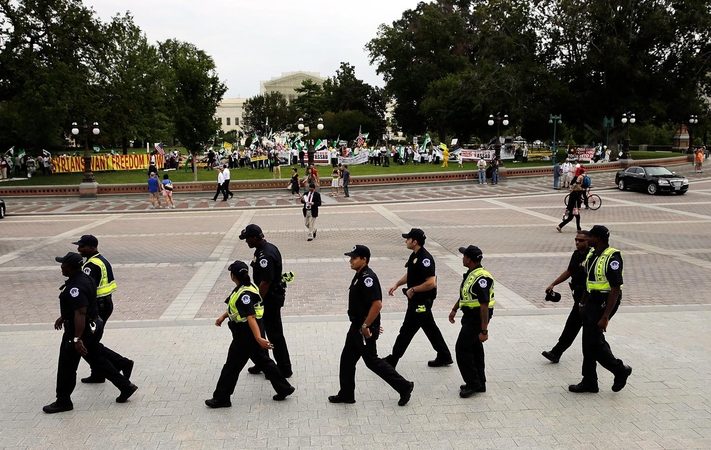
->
[1,164,711,449]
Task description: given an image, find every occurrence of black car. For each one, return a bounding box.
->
[0,199,5,219]
[615,166,689,195]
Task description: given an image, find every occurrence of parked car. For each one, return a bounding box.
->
[615,166,689,195]
[0,199,5,219]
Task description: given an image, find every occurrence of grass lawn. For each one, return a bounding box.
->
[0,151,683,187]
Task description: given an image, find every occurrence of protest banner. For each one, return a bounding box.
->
[340,151,369,165]
[459,149,495,162]
[51,154,164,173]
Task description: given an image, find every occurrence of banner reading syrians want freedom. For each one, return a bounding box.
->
[51,154,164,173]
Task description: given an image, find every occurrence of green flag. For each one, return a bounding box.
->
[421,134,432,151]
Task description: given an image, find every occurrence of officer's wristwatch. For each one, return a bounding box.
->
[72,337,81,343]
[362,323,369,329]
[480,330,488,335]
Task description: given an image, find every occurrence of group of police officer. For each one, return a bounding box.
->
[45,222,630,412]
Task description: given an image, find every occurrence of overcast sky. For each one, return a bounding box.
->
[87,0,421,99]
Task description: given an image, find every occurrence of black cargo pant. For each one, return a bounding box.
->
[581,294,625,384]
[56,318,132,403]
[455,309,492,389]
[262,296,292,375]
[338,323,411,400]
[550,287,585,357]
[390,299,451,365]
[88,295,131,381]
[213,320,292,401]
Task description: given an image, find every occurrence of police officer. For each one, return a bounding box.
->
[73,235,134,383]
[449,245,494,398]
[569,225,632,393]
[205,261,295,408]
[43,252,137,413]
[240,224,293,378]
[329,245,414,406]
[385,228,453,368]
[542,230,590,363]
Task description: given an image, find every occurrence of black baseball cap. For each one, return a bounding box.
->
[238,224,263,240]
[344,245,371,259]
[55,252,84,269]
[589,225,610,240]
[402,228,426,242]
[228,260,249,275]
[458,245,483,261]
[545,290,562,302]
[72,235,98,247]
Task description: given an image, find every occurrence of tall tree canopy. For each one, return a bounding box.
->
[368,0,711,144]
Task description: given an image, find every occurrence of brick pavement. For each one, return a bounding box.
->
[1,163,711,448]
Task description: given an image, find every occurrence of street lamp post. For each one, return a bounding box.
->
[298,117,324,166]
[487,113,509,158]
[687,115,699,159]
[620,112,635,160]
[71,120,100,198]
[548,114,562,164]
[602,116,615,155]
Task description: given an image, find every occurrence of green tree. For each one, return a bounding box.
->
[291,79,326,123]
[0,0,105,151]
[322,110,376,145]
[242,91,296,136]
[158,39,226,181]
[322,62,386,137]
[98,13,168,154]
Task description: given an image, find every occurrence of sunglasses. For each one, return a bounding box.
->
[575,238,587,242]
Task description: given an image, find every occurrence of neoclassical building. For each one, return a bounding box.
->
[216,72,327,139]
[260,71,326,102]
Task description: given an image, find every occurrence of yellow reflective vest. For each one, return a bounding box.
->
[83,253,117,298]
[227,283,264,323]
[459,267,496,309]
[585,247,623,293]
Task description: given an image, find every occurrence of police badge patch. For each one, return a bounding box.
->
[242,294,251,305]
[83,268,91,275]
[610,261,620,270]
[364,277,374,287]
[422,258,431,267]
[478,279,488,288]
[70,287,80,298]
[259,259,268,268]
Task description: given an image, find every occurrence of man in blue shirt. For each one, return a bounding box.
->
[147,173,162,209]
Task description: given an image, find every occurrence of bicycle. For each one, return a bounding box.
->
[564,188,601,210]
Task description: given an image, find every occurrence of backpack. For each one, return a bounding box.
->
[582,175,591,188]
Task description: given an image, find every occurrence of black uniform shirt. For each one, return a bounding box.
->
[251,241,284,298]
[405,247,437,300]
[348,266,382,328]
[586,247,624,293]
[461,268,494,317]
[568,249,589,288]
[59,272,98,330]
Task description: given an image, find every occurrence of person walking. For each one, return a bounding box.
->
[147,172,163,209]
[272,153,281,179]
[695,148,703,173]
[449,245,494,397]
[212,168,225,201]
[328,245,415,406]
[557,179,583,233]
[43,252,137,413]
[161,174,175,209]
[384,228,453,369]
[205,261,295,408]
[73,235,134,384]
[490,155,500,185]
[240,225,293,379]
[301,183,322,241]
[561,159,572,188]
[569,225,632,393]
[330,167,339,197]
[477,158,487,184]
[222,165,233,200]
[542,231,590,363]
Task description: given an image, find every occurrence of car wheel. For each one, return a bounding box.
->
[647,183,658,195]
[617,179,626,190]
